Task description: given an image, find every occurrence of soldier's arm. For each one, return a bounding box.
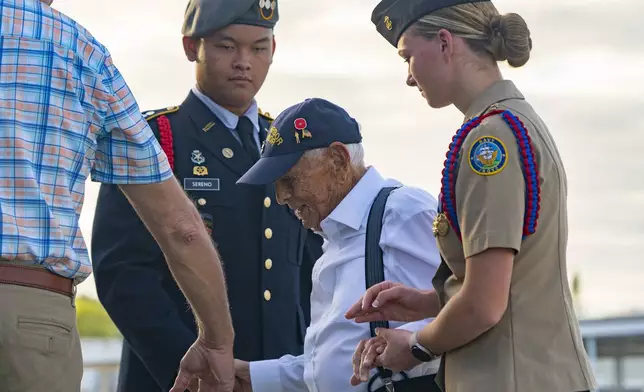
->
[416,115,527,354]
[91,182,198,390]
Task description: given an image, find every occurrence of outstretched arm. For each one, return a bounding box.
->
[119,177,234,346]
[91,183,198,390]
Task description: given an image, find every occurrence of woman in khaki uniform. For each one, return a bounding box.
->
[345,1,597,391]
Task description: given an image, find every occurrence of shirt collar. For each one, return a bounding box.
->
[320,166,387,238]
[464,80,525,121]
[191,85,260,133]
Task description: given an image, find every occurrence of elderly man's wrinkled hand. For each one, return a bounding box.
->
[233,359,253,392]
[373,328,421,373]
[350,328,423,387]
[350,336,386,386]
[169,338,234,392]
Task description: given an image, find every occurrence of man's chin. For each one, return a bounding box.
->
[299,218,319,231]
[226,92,257,109]
[227,83,257,96]
[426,96,451,109]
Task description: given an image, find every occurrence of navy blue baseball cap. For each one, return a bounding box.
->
[237,98,363,186]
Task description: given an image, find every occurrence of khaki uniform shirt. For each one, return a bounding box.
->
[431,80,597,392]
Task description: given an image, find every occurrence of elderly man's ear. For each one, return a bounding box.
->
[327,142,350,168]
[327,142,352,185]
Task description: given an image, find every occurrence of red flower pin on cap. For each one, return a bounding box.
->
[294,118,307,130]
[293,118,312,143]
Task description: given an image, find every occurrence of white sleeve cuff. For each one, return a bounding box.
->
[396,318,433,333]
[250,359,283,392]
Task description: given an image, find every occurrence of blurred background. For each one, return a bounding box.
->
[49,0,644,391]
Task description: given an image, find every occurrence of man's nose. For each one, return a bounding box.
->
[406,73,417,87]
[233,49,252,71]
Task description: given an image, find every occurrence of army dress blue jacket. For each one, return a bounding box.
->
[91,91,323,392]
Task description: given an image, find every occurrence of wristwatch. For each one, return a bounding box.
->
[409,331,439,362]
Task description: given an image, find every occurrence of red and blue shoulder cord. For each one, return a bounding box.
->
[440,109,541,241]
[157,115,175,171]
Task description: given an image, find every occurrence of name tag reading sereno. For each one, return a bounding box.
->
[183,178,220,191]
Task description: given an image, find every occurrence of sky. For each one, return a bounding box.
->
[51,0,644,320]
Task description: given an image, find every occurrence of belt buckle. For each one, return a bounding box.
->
[71,282,77,308]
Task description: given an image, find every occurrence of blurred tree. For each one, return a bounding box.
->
[76,296,121,338]
[571,271,584,318]
[571,272,581,298]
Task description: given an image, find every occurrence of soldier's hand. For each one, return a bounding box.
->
[345,281,432,323]
[170,338,234,392]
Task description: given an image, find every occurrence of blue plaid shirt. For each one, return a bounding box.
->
[0,0,173,281]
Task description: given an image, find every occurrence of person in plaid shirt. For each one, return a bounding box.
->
[0,1,236,391]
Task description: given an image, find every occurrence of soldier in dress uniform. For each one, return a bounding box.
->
[90,1,323,391]
[346,1,597,392]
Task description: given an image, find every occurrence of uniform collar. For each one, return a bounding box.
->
[191,85,260,134]
[464,80,525,121]
[320,167,387,240]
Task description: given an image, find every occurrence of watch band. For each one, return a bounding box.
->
[410,332,438,362]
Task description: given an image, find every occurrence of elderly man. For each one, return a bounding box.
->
[91,1,322,391]
[233,98,441,391]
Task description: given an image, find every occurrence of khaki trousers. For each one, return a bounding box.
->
[0,284,83,392]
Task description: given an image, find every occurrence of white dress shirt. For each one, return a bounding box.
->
[191,85,262,150]
[250,167,441,392]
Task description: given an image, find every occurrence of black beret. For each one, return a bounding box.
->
[183,0,279,38]
[371,0,486,47]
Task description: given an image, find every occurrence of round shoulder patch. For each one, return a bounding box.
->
[468,135,508,176]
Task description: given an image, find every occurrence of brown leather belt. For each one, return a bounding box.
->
[0,264,75,297]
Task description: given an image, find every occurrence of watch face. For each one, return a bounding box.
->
[411,345,433,362]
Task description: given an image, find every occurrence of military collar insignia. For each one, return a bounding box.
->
[202,121,216,132]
